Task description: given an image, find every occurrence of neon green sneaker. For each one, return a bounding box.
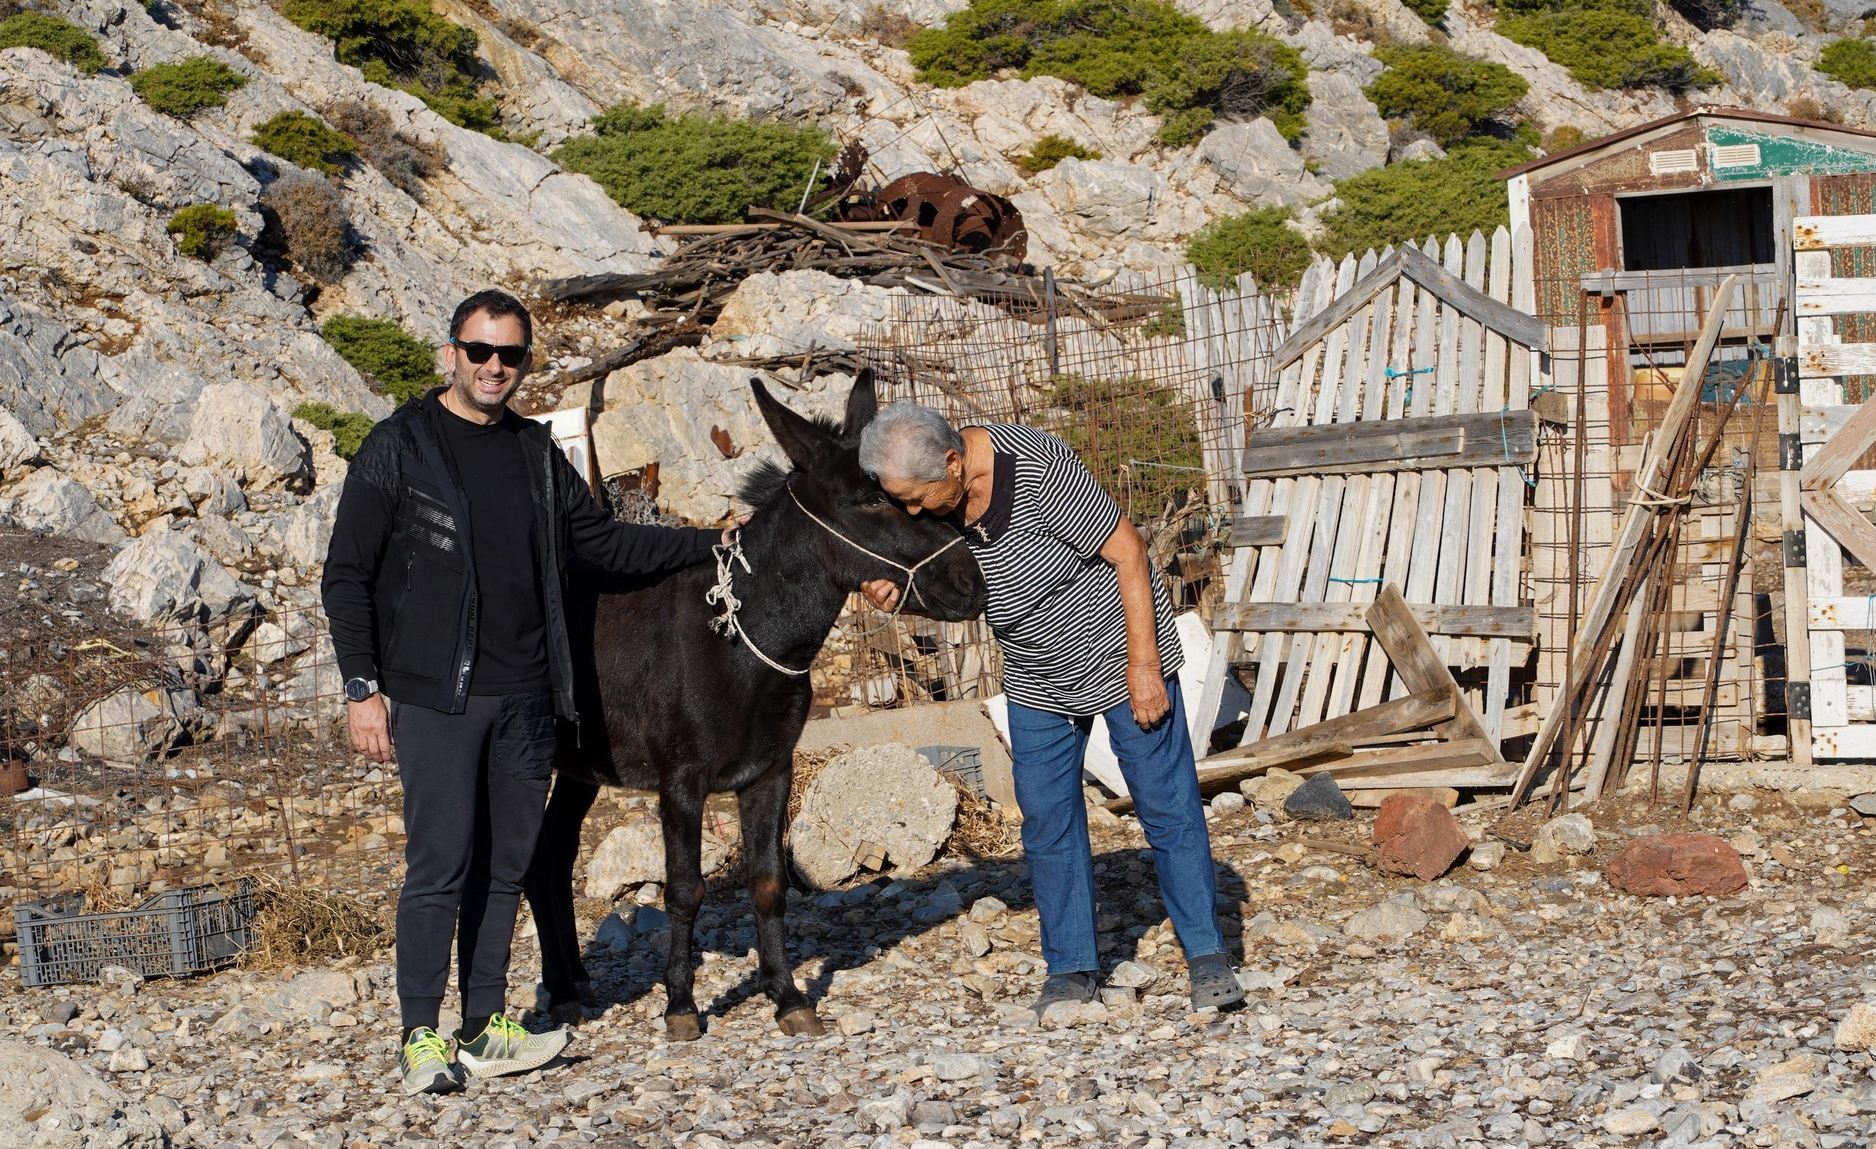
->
[454,1013,570,1079]
[399,1027,464,1096]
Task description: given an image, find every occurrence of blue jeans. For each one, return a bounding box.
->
[1005,677,1226,975]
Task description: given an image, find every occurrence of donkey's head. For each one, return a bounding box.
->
[745,370,987,622]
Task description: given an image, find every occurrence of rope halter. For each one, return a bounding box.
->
[705,481,974,677]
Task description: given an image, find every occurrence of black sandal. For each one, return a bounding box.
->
[1032,971,1099,1014]
[1188,954,1245,1010]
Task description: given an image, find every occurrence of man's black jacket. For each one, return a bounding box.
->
[320,389,718,720]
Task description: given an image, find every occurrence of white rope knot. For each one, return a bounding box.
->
[706,531,810,676]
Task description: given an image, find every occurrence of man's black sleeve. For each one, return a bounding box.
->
[558,451,719,574]
[321,451,397,685]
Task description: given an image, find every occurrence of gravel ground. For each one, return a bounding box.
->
[3,787,1873,1149]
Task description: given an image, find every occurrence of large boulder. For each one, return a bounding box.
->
[103,531,253,624]
[177,382,310,488]
[789,742,958,887]
[1300,70,1390,182]
[1039,157,1170,238]
[0,294,123,437]
[584,813,731,902]
[1606,833,1749,897]
[0,467,125,544]
[1198,119,1332,208]
[1372,793,1468,880]
[0,1038,168,1149]
[710,270,899,361]
[67,684,196,761]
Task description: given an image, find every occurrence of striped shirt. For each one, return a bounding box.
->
[967,423,1183,715]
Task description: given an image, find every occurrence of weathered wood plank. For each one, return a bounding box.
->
[1813,723,1876,759]
[1228,515,1289,548]
[1799,342,1876,377]
[1803,487,1876,571]
[1201,687,1456,767]
[1800,395,1876,491]
[1294,737,1510,783]
[1398,245,1547,353]
[1807,596,1876,629]
[1793,214,1876,251]
[1795,278,1876,316]
[1239,410,1537,478]
[1365,583,1501,755]
[1214,602,1538,639]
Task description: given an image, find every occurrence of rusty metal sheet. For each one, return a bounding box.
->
[837,173,1027,262]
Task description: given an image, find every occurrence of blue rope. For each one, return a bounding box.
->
[1328,576,1384,585]
[1385,365,1434,380]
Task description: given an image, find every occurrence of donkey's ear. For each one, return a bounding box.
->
[752,377,827,470]
[841,368,878,442]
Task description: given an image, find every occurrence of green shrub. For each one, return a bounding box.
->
[1316,137,1531,262]
[279,0,500,133]
[1016,133,1101,174]
[1365,44,1527,148]
[129,55,248,116]
[319,315,438,404]
[252,110,357,175]
[1185,205,1314,292]
[1495,0,1719,91]
[1817,38,1876,89]
[325,98,446,198]
[293,401,376,458]
[166,203,237,259]
[260,171,355,283]
[0,12,106,74]
[552,104,836,225]
[907,0,1309,146]
[1041,374,1205,520]
[1402,0,1448,21]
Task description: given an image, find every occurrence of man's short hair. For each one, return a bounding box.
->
[449,289,533,348]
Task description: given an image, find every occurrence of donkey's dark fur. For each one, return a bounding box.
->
[524,372,986,1040]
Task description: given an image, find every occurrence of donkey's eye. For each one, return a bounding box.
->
[859,492,891,508]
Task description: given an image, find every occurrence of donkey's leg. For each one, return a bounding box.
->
[524,775,600,1027]
[658,785,708,1041]
[736,764,822,1035]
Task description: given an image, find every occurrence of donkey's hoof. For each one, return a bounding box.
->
[549,1001,587,1028]
[573,979,600,1009]
[664,1012,703,1042]
[777,1007,825,1037]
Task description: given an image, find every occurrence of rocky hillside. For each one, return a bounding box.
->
[2,0,1875,603]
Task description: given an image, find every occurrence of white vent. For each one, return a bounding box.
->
[1648,148,1700,175]
[1710,142,1762,169]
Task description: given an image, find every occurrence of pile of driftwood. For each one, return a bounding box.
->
[540,210,1172,328]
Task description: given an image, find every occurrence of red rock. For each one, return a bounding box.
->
[1606,833,1748,897]
[1372,794,1469,881]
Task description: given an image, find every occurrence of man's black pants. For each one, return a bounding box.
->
[391,690,556,1032]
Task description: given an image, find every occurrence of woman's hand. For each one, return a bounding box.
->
[1126,660,1170,730]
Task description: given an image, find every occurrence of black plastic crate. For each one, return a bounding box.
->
[918,744,985,799]
[14,880,256,988]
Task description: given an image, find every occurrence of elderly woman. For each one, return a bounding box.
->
[858,403,1243,1014]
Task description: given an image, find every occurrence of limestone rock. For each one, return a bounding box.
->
[1834,1001,1876,1052]
[1039,157,1169,238]
[272,482,342,569]
[1530,812,1596,863]
[1198,119,1332,208]
[789,742,958,887]
[584,815,730,902]
[1301,70,1391,182]
[1606,833,1749,897]
[709,270,898,361]
[1343,897,1428,940]
[0,466,125,544]
[1372,793,1468,880]
[67,684,195,761]
[0,290,124,439]
[0,404,40,477]
[176,382,310,488]
[104,531,253,624]
[1242,766,1306,811]
[259,969,361,1020]
[0,1038,167,1149]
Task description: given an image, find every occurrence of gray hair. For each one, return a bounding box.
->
[858,402,964,483]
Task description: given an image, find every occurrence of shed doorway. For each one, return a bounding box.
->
[1618,186,1776,271]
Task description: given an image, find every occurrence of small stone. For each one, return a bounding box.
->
[593,911,635,951]
[1099,986,1137,1008]
[1606,834,1748,897]
[39,1000,79,1024]
[968,896,1008,922]
[1107,960,1164,990]
[1325,1081,1375,1107]
[1210,790,1246,815]
[566,1079,611,1107]
[932,1053,991,1081]
[1834,1002,1876,1051]
[1602,1107,1659,1136]
[837,1010,878,1036]
[1652,1048,1703,1083]
[1343,899,1428,940]
[1546,1032,1591,1061]
[1729,792,1761,811]
[289,1061,344,1082]
[960,921,992,958]
[910,1099,958,1126]
[108,1046,150,1073]
[1746,1074,1815,1103]
[1467,840,1507,871]
[1243,767,1306,811]
[856,1089,913,1132]
[1283,772,1353,822]
[1372,794,1468,880]
[1530,813,1596,863]
[1850,792,1876,816]
[95,1029,126,1052]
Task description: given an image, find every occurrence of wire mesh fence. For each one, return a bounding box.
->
[814,267,1286,713]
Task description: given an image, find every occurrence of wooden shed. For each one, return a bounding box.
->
[1504,107,1876,451]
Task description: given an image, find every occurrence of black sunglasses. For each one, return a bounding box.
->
[451,339,529,368]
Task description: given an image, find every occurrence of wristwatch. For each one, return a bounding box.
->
[343,677,380,703]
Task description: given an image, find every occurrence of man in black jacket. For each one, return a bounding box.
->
[322,289,723,1095]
